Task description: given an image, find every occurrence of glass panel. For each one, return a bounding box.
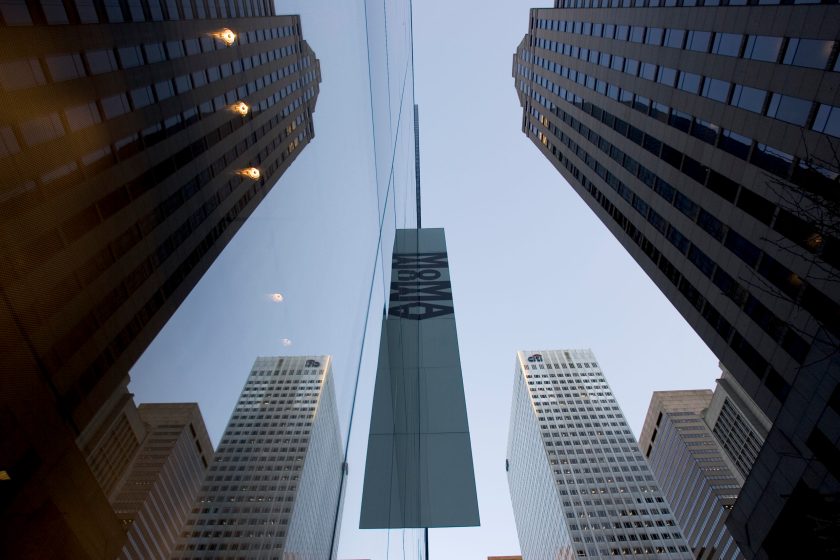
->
[732,84,767,113]
[686,30,711,52]
[788,39,834,69]
[745,35,783,62]
[769,94,812,126]
[712,32,743,57]
[702,78,731,103]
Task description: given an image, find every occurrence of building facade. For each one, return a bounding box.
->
[171,355,343,559]
[704,367,771,485]
[74,382,213,559]
[639,391,743,560]
[113,403,214,560]
[507,348,693,559]
[0,3,319,556]
[76,378,149,499]
[513,4,839,556]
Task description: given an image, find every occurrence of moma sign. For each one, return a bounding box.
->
[360,228,479,529]
[389,250,453,320]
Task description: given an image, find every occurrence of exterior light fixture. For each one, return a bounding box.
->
[232,101,249,116]
[239,167,260,180]
[271,293,284,302]
[214,28,237,46]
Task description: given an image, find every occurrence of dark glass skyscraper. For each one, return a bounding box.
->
[513,3,839,557]
[0,2,319,556]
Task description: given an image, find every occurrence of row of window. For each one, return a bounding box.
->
[0,0,272,26]
[548,428,636,437]
[175,538,285,553]
[575,544,690,557]
[570,529,682,541]
[5,51,305,159]
[190,506,292,516]
[535,17,839,72]
[0,25,299,93]
[558,475,657,486]
[524,71,827,362]
[569,520,675,533]
[528,105,794,409]
[196,493,297,504]
[4,67,312,235]
[531,35,840,138]
[203,484,298,492]
[556,466,648,481]
[556,0,836,8]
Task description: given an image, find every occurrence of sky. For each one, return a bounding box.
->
[131,1,719,558]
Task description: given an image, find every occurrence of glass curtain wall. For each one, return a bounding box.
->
[130,0,422,557]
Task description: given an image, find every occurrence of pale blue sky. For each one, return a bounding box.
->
[131,1,719,558]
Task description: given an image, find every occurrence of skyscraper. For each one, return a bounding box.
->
[703,367,771,485]
[513,4,839,556]
[0,4,319,555]
[114,403,214,560]
[639,391,743,560]
[172,355,343,559]
[506,348,693,559]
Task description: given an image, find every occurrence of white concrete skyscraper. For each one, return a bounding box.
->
[171,355,343,559]
[506,348,692,559]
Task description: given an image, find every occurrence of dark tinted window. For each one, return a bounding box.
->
[712,33,743,57]
[86,49,118,74]
[745,35,782,62]
[657,67,677,86]
[732,85,766,113]
[719,129,752,160]
[677,72,701,94]
[664,29,685,49]
[117,47,143,68]
[687,31,711,52]
[702,78,731,103]
[784,38,834,69]
[767,94,812,126]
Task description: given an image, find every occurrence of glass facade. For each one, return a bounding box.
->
[1,0,424,556]
[0,4,320,555]
[507,349,693,559]
[130,0,424,557]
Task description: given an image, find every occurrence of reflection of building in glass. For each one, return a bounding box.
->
[513,5,840,556]
[114,403,214,560]
[507,349,692,559]
[172,356,343,559]
[639,391,743,560]
[76,381,213,560]
[703,367,770,485]
[0,4,319,555]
